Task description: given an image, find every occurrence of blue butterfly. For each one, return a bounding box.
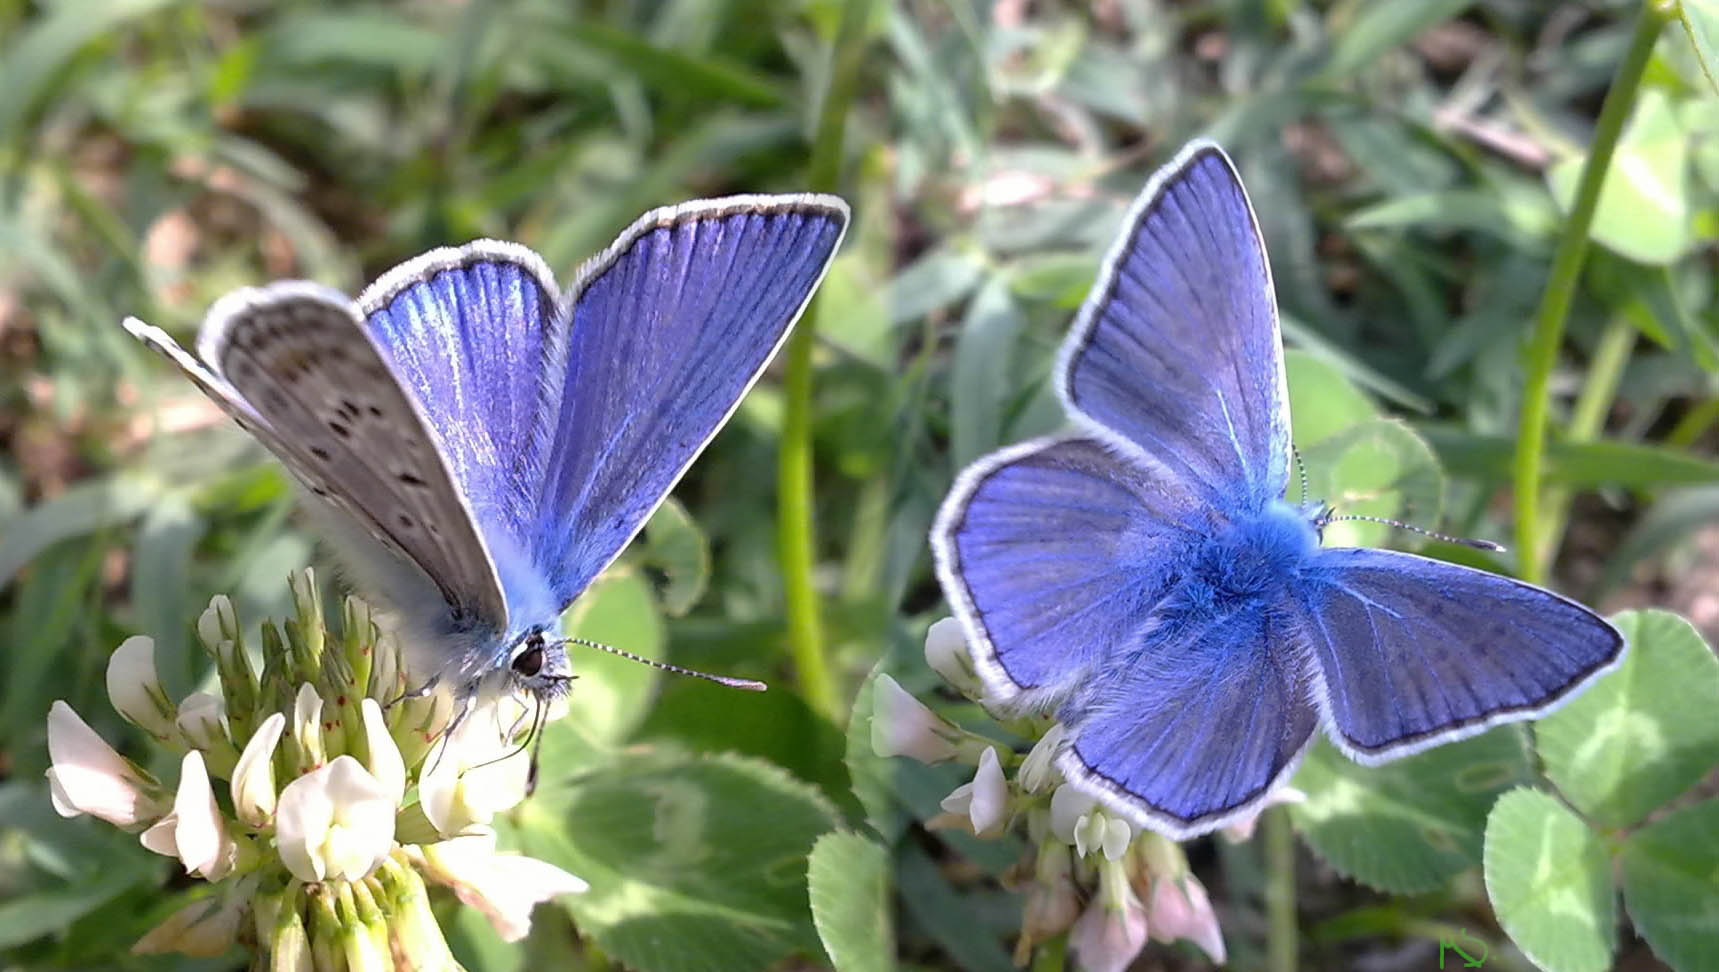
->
[126,195,849,720]
[930,141,1624,839]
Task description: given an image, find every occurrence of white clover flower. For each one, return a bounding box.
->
[923,616,985,698]
[416,829,589,942]
[870,673,964,763]
[46,571,584,964]
[105,636,176,741]
[420,695,533,837]
[1147,873,1226,963]
[45,701,164,828]
[276,755,396,883]
[937,745,1008,837]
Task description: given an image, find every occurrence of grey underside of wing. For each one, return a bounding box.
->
[202,290,507,631]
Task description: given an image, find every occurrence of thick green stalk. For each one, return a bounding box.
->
[1265,806,1298,972]
[1513,2,1670,583]
[1538,314,1636,572]
[777,0,869,721]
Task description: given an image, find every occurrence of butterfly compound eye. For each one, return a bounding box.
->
[512,637,545,677]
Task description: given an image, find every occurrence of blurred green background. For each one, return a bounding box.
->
[4,0,1719,969]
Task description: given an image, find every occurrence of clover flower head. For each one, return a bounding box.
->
[877,632,1234,970]
[45,569,585,962]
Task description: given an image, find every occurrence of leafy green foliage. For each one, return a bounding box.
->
[1619,799,1719,972]
[1536,610,1719,828]
[808,831,893,972]
[1291,731,1532,895]
[1483,788,1617,972]
[516,750,839,972]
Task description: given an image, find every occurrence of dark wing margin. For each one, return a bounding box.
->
[1295,548,1625,763]
[1056,139,1291,516]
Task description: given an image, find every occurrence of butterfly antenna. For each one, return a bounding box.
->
[1325,514,1506,552]
[1293,447,1310,504]
[562,636,768,691]
[526,702,549,797]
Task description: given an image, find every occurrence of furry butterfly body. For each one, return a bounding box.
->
[930,142,1623,838]
[128,195,849,712]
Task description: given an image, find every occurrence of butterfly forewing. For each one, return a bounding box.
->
[529,195,849,611]
[197,285,508,631]
[358,243,560,544]
[1057,140,1290,516]
[1295,548,1624,761]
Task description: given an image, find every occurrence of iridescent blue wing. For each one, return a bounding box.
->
[358,242,560,548]
[1296,549,1625,762]
[531,195,849,610]
[1057,140,1290,516]
[1054,604,1318,839]
[931,435,1207,709]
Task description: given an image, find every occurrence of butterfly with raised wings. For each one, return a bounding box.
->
[126,195,849,720]
[930,141,1624,839]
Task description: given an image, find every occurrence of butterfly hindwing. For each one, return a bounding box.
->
[1056,602,1318,838]
[1058,139,1290,516]
[932,435,1208,708]
[530,195,849,611]
[1296,548,1625,761]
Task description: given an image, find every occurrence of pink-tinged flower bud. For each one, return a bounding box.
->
[1069,858,1149,972]
[45,701,164,829]
[1221,785,1305,842]
[870,674,963,763]
[106,636,176,741]
[1015,843,1079,964]
[1148,873,1226,963]
[131,887,247,957]
[937,745,1009,837]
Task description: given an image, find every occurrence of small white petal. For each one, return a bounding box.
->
[419,830,587,942]
[945,746,1007,836]
[923,617,983,698]
[1049,784,1096,846]
[232,712,286,826]
[106,636,176,739]
[1099,816,1132,862]
[870,674,960,763]
[359,699,406,805]
[173,750,231,879]
[45,701,161,828]
[292,683,324,765]
[139,814,178,858]
[276,756,395,884]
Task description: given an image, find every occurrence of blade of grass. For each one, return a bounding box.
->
[1513,1,1671,584]
[777,0,869,721]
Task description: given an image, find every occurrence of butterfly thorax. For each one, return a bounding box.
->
[1161,500,1319,623]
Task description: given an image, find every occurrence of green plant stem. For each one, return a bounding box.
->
[1264,805,1297,972]
[776,0,869,722]
[1513,2,1670,584]
[1667,395,1719,449]
[1538,314,1636,571]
